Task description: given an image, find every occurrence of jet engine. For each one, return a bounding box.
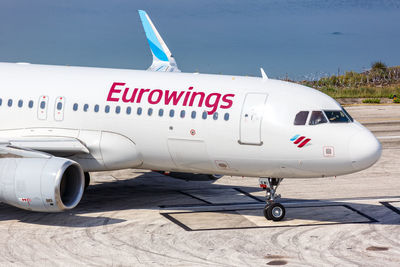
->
[0,156,84,212]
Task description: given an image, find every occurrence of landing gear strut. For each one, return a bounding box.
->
[259,178,285,221]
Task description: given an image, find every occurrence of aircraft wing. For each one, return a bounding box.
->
[0,144,51,159]
[138,10,181,72]
[3,137,89,155]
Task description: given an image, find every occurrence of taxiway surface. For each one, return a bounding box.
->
[0,105,399,266]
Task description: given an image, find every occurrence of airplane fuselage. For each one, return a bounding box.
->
[0,62,381,178]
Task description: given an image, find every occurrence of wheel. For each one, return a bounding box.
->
[84,172,90,190]
[267,203,285,221]
[263,206,272,220]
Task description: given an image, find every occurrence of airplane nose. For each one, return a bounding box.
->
[349,130,382,171]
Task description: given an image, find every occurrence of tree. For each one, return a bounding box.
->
[371,61,387,72]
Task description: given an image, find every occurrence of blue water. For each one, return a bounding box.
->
[0,0,398,80]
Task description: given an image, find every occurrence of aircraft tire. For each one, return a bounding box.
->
[84,172,90,190]
[267,203,285,221]
[263,206,272,220]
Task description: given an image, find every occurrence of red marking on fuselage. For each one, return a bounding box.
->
[20,198,32,206]
[294,136,305,144]
[298,138,311,148]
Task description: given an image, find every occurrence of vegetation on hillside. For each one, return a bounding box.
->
[300,62,400,98]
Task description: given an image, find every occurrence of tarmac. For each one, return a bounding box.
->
[0,104,400,266]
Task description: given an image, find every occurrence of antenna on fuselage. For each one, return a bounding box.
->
[260,68,268,80]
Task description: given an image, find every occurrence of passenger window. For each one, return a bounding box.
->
[105,105,110,113]
[73,103,78,111]
[148,108,153,116]
[202,111,207,120]
[126,107,131,114]
[8,99,13,107]
[0,98,2,106]
[294,111,309,125]
[224,113,230,121]
[116,106,121,114]
[94,105,99,112]
[169,109,175,117]
[28,100,33,108]
[137,107,142,115]
[324,110,349,123]
[83,104,89,112]
[57,102,63,110]
[213,112,218,120]
[18,100,23,108]
[191,111,196,119]
[309,111,327,125]
[159,109,164,117]
[180,110,185,118]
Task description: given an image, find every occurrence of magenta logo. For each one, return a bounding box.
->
[290,134,311,148]
[107,82,235,115]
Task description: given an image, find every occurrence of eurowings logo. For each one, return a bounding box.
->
[290,135,311,148]
[107,82,235,115]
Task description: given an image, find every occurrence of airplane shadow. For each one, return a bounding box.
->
[0,205,125,227]
[0,171,399,228]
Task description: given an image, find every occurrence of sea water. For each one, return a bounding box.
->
[0,0,398,80]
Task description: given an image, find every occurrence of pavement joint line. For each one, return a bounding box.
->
[343,103,400,107]
[233,187,264,202]
[159,197,400,211]
[377,136,400,139]
[159,202,265,209]
[342,204,378,223]
[161,195,400,208]
[161,203,374,212]
[161,204,376,232]
[177,190,213,204]
[164,221,373,232]
[380,201,400,215]
[160,213,192,231]
[363,120,400,124]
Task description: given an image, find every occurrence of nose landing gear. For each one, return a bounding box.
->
[259,178,285,221]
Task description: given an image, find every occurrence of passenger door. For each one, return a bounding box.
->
[239,93,268,145]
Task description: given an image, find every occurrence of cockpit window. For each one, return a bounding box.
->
[309,111,327,125]
[324,110,350,123]
[294,111,309,125]
[341,108,354,122]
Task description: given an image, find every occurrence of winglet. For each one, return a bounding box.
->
[138,10,180,72]
[260,68,268,80]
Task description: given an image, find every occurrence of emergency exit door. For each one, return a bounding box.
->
[239,93,268,145]
[37,95,49,120]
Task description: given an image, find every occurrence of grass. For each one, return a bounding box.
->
[318,85,400,98]
[362,98,381,104]
[299,64,400,98]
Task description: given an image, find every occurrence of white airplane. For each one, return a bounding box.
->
[0,10,381,221]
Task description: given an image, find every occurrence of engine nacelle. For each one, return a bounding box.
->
[0,156,84,212]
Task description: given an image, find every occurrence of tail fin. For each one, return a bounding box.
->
[138,10,180,72]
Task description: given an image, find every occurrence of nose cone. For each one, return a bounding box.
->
[349,130,382,171]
